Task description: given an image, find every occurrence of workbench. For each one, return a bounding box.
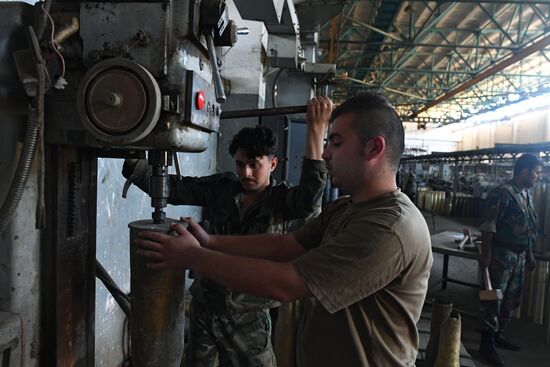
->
[430,231,479,291]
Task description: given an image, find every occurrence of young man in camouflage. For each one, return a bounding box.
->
[478,153,543,366]
[123,97,332,366]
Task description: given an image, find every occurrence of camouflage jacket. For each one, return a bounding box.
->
[479,182,537,252]
[123,158,327,311]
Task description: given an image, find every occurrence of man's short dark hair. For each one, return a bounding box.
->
[330,92,404,169]
[229,126,278,158]
[514,153,543,177]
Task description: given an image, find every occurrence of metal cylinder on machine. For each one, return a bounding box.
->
[129,219,186,366]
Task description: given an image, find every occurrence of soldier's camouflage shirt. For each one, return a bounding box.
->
[123,158,327,311]
[479,182,537,252]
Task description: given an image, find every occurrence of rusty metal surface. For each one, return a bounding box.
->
[129,219,186,367]
[42,145,96,366]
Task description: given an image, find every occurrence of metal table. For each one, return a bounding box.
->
[430,230,550,342]
[430,231,480,291]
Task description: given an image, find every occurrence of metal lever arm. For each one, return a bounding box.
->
[205,32,226,103]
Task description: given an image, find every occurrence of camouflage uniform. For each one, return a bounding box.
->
[123,158,327,367]
[479,182,537,333]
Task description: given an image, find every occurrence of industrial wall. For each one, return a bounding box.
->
[405,105,550,154]
[460,109,550,150]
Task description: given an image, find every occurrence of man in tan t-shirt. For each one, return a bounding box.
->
[135,93,433,366]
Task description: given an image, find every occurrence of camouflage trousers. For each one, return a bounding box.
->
[184,299,276,367]
[479,247,526,333]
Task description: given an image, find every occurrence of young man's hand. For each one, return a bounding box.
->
[135,223,200,269]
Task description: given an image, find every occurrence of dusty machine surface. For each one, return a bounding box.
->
[45,0,232,151]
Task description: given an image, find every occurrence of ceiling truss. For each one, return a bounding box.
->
[318,0,550,124]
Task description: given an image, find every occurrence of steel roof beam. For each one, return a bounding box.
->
[379,3,460,87]
[410,34,550,117]
[478,3,516,44]
[320,39,519,50]
[340,67,550,78]
[399,1,550,4]
[529,3,548,25]
[344,15,403,41]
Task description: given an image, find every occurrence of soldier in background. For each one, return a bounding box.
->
[404,168,417,203]
[478,153,543,366]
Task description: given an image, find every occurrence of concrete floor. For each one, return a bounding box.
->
[424,211,550,367]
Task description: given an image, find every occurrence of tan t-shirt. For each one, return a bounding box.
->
[293,189,432,367]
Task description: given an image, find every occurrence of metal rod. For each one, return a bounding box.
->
[345,77,426,100]
[220,105,308,120]
[205,32,226,103]
[343,15,403,42]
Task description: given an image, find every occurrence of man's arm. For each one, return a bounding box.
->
[135,224,312,302]
[184,217,307,261]
[526,247,536,271]
[305,96,333,160]
[279,97,332,218]
[478,188,503,268]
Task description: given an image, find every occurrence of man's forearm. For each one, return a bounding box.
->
[305,128,324,160]
[187,246,311,302]
[206,233,306,262]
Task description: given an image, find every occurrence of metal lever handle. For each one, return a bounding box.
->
[205,32,226,103]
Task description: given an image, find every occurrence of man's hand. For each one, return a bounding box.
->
[526,250,536,272]
[181,217,210,247]
[135,223,200,269]
[306,96,334,133]
[305,96,334,160]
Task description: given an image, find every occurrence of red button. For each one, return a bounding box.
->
[195,91,205,110]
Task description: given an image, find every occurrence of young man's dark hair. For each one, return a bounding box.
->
[513,153,543,177]
[329,92,404,169]
[229,126,278,158]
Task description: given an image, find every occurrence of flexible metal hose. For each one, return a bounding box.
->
[0,26,44,232]
[0,107,41,232]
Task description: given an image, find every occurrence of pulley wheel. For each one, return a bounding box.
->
[77,58,161,144]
